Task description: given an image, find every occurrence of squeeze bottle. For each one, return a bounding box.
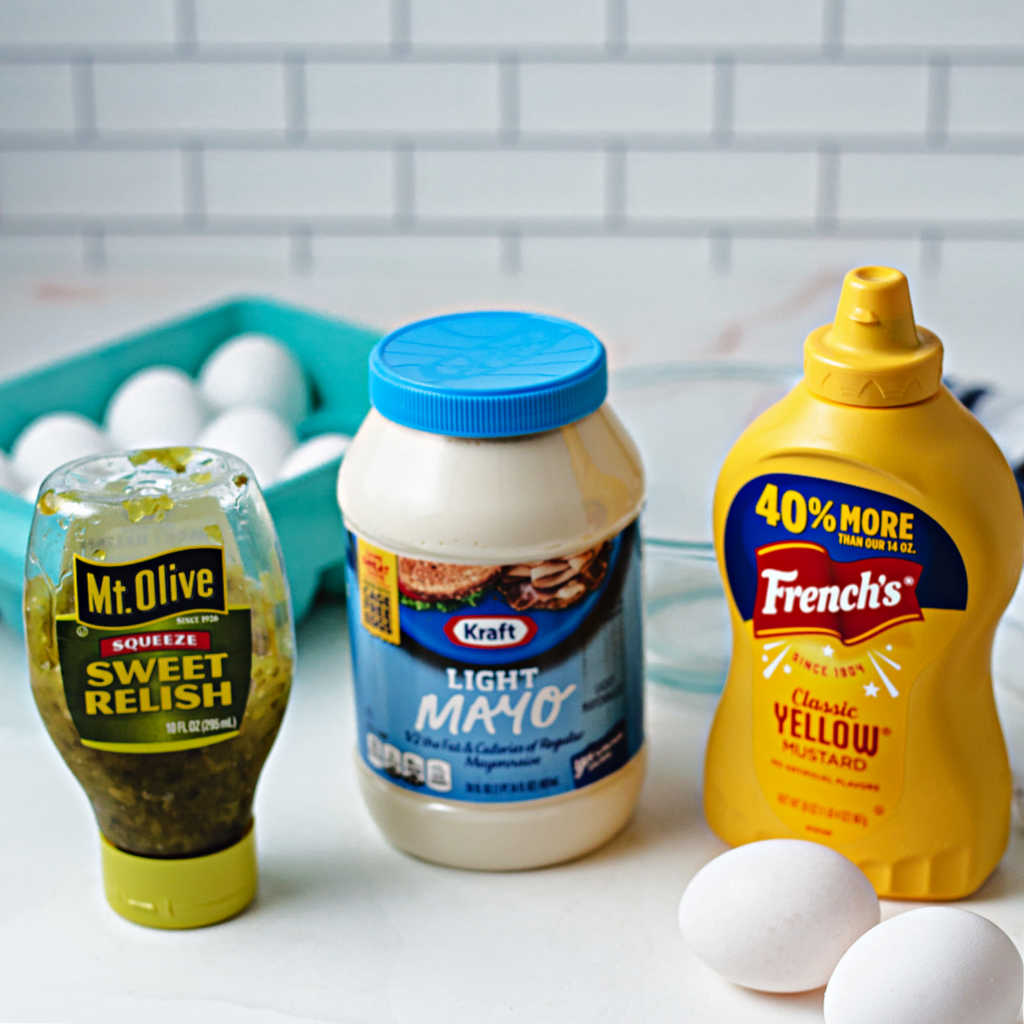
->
[704,266,1024,899]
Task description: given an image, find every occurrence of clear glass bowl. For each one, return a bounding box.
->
[609,362,797,693]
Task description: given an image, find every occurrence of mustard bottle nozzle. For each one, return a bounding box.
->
[831,266,918,352]
[804,265,943,408]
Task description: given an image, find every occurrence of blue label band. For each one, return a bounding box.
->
[345,522,644,803]
[724,473,967,624]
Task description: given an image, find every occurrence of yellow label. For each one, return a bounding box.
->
[750,618,940,843]
[723,473,970,845]
[357,538,401,645]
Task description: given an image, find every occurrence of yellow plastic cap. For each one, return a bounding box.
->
[100,824,256,929]
[804,265,943,407]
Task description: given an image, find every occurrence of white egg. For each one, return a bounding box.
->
[824,907,1022,1024]
[0,450,19,494]
[105,366,208,449]
[198,333,310,426]
[678,839,879,993]
[198,406,296,486]
[276,433,351,482]
[12,412,110,496]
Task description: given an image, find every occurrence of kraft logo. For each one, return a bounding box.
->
[444,615,538,649]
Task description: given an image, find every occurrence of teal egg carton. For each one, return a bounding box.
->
[0,295,381,632]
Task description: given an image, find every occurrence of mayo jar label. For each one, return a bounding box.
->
[723,473,968,842]
[345,522,644,803]
[56,545,253,753]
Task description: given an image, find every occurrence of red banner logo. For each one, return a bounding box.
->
[99,630,212,657]
[753,541,923,645]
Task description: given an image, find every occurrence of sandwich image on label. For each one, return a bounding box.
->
[397,560,498,611]
[499,545,610,610]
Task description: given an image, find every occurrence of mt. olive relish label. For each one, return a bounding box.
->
[74,546,227,627]
[723,473,967,841]
[345,523,644,803]
[57,545,252,753]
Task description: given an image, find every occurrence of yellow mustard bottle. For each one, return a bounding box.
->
[705,266,1024,900]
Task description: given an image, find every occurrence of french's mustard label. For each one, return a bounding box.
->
[58,545,251,753]
[724,473,968,842]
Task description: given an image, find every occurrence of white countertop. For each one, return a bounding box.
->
[2,268,1024,1024]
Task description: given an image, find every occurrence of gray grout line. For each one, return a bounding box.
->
[712,56,734,144]
[182,144,206,225]
[710,230,731,274]
[499,229,522,274]
[499,56,520,143]
[10,132,1024,153]
[394,141,415,227]
[823,0,844,57]
[816,143,841,231]
[926,55,951,147]
[6,221,1024,240]
[920,228,943,274]
[8,44,1024,63]
[606,0,627,57]
[174,0,198,53]
[285,56,308,142]
[290,226,313,274]
[71,57,97,140]
[82,228,106,270]
[391,0,412,56]
[605,141,627,228]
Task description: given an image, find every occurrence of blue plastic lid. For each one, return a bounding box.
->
[369,311,607,438]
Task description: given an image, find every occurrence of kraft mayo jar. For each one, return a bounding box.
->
[338,311,646,869]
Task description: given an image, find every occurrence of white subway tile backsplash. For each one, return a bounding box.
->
[519,62,713,135]
[94,63,287,135]
[0,150,184,218]
[0,3,1023,278]
[0,234,84,271]
[844,0,1024,48]
[104,233,293,271]
[949,66,1024,136]
[939,239,1024,276]
[410,0,606,48]
[312,234,503,272]
[839,153,1024,222]
[729,237,924,275]
[519,235,710,275]
[627,151,818,220]
[734,64,928,136]
[203,150,394,218]
[0,0,176,48]
[0,64,75,134]
[416,150,605,219]
[306,63,499,134]
[194,0,390,47]
[627,0,824,48]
